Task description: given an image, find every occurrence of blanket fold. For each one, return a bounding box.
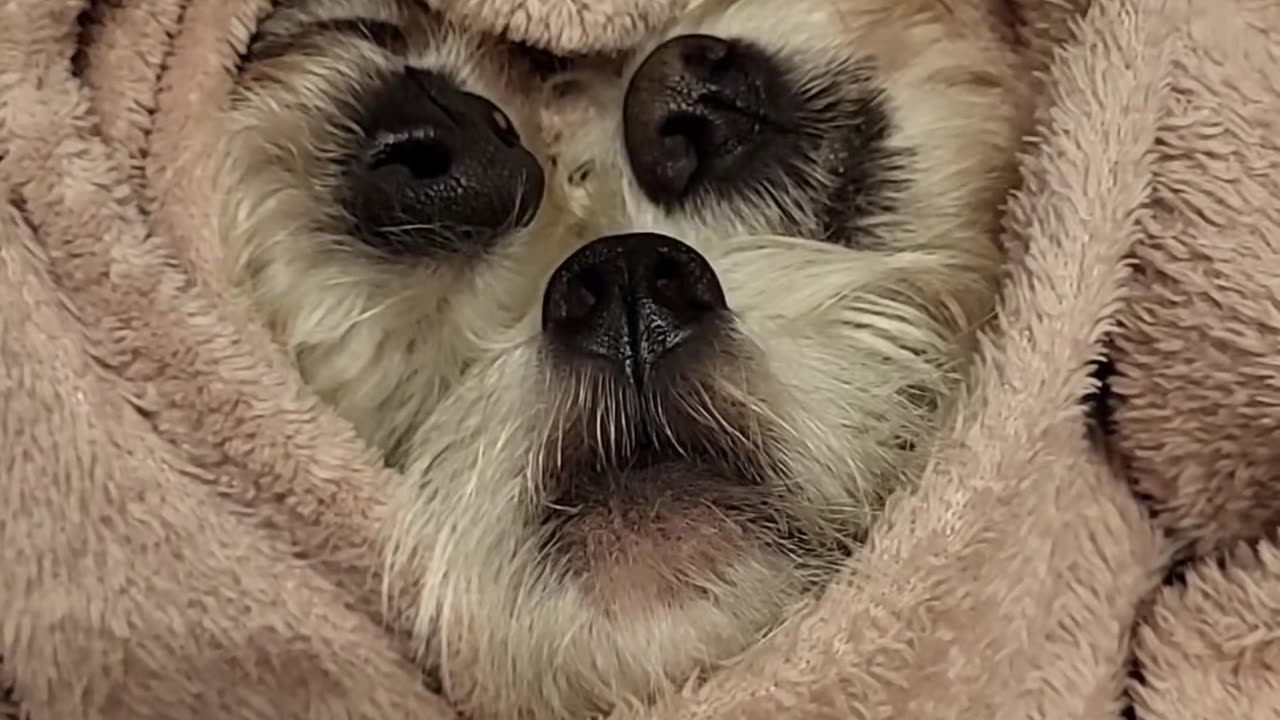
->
[2,0,1278,718]
[0,198,452,720]
[1107,0,1280,558]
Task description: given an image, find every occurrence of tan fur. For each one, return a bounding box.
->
[212,0,1030,716]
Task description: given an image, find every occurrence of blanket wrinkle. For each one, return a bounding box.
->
[1107,0,1280,561]
[3,0,399,608]
[3,0,1280,717]
[3,0,443,713]
[1132,540,1280,718]
[77,0,186,188]
[0,198,456,719]
[146,0,270,276]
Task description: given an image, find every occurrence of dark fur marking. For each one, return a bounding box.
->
[817,91,908,248]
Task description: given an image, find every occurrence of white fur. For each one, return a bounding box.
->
[212,0,1029,716]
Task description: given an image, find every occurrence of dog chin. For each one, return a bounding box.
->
[543,455,786,611]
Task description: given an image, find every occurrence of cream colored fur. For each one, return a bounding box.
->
[212,0,1029,717]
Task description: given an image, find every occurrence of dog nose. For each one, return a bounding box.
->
[623,34,784,205]
[348,67,545,257]
[542,233,727,386]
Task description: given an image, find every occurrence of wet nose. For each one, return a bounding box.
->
[541,233,727,386]
[623,34,786,205]
[348,67,545,256]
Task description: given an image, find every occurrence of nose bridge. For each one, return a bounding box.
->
[366,67,526,168]
[536,223,728,298]
[367,67,460,136]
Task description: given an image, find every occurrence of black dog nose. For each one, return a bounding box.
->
[542,233,727,386]
[348,67,545,257]
[623,34,786,205]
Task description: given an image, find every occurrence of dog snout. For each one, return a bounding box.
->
[623,34,787,206]
[541,233,727,387]
[347,67,545,256]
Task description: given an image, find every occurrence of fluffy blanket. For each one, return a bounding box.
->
[2,0,1278,718]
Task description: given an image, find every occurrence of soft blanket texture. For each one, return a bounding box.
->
[2,0,1278,718]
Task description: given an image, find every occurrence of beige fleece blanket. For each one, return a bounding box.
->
[2,0,1279,718]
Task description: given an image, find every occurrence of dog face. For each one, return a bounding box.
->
[215,0,1027,717]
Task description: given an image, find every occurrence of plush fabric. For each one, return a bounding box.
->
[428,0,681,53]
[1,0,1277,718]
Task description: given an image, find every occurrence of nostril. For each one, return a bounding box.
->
[651,253,722,326]
[643,112,711,201]
[487,107,521,148]
[679,35,732,77]
[562,267,607,324]
[652,256,694,312]
[371,136,452,180]
[659,112,711,145]
[659,112,714,160]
